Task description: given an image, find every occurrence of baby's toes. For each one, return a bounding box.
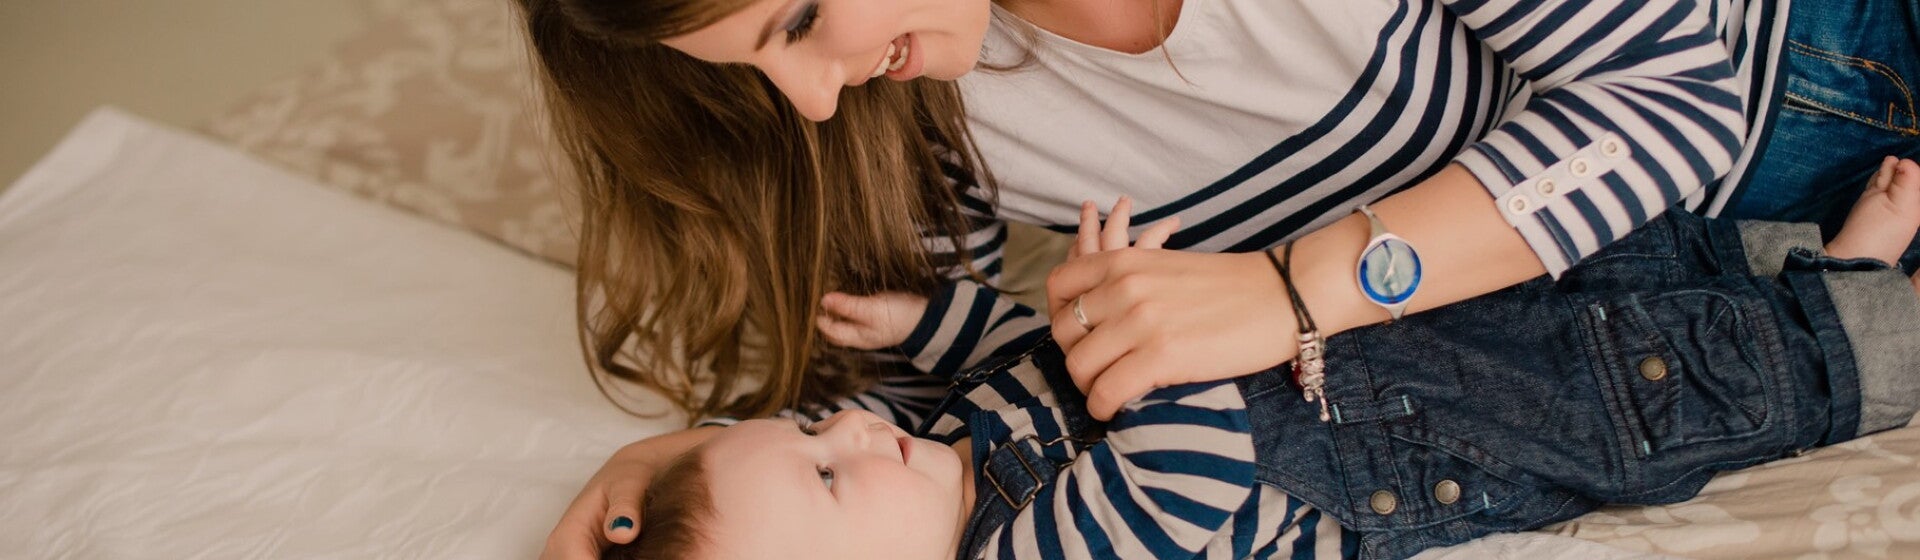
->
[1889,159,1920,211]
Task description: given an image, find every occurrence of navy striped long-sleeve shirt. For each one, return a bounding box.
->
[903,0,1773,421]
[920,344,1343,559]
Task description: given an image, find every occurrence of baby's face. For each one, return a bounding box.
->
[698,409,968,559]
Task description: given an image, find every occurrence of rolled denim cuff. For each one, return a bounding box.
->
[1786,249,1920,437]
[1736,221,1824,277]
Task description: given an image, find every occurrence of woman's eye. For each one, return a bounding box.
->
[817,466,836,491]
[783,3,819,44]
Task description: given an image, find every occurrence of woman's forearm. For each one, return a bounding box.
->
[1287,164,1546,336]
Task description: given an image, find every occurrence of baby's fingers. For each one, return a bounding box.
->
[1102,196,1133,252]
[1134,216,1181,250]
[817,314,873,348]
[1073,201,1100,259]
[822,292,865,320]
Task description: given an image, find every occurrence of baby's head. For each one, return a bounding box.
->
[606,409,970,560]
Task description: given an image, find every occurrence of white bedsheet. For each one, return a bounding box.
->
[0,108,1658,559]
[0,108,679,558]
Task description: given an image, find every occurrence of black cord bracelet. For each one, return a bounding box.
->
[1263,243,1316,334]
[1263,242,1332,421]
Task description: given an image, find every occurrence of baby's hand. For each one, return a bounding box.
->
[817,291,929,350]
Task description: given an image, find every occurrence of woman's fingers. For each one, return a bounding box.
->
[1047,251,1123,324]
[1102,196,1133,251]
[1062,312,1141,393]
[1084,352,1173,421]
[1051,286,1104,351]
[539,488,613,560]
[1135,216,1180,250]
[602,478,643,545]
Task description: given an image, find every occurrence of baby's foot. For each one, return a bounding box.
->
[1825,156,1920,263]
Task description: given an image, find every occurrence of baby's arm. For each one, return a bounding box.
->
[978,381,1259,558]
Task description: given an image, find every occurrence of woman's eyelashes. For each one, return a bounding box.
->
[783,2,820,44]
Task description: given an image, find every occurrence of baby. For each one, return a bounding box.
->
[607,158,1920,560]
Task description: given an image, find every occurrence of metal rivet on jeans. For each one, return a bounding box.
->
[1434,480,1461,505]
[1639,356,1669,381]
[1370,490,1398,515]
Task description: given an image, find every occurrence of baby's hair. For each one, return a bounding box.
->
[602,450,714,560]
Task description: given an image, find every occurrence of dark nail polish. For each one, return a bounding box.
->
[611,516,634,531]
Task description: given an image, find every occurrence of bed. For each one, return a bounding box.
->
[2,1,1914,558]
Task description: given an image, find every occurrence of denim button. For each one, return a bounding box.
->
[1370,490,1398,515]
[1639,356,1669,381]
[1434,480,1461,505]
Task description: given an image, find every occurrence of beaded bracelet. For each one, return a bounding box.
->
[1264,243,1330,422]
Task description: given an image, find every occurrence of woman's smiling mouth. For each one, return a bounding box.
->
[867,34,911,79]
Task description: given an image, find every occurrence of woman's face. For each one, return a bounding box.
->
[660,0,992,121]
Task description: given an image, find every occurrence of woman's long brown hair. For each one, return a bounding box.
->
[514,0,993,422]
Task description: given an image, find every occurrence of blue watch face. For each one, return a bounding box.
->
[1358,238,1421,305]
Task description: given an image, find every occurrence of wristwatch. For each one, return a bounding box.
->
[1354,204,1421,321]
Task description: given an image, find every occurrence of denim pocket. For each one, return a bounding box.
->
[1783,40,1920,136]
[1321,407,1542,532]
[1587,288,1775,455]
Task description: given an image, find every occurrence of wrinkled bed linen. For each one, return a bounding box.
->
[0,108,678,558]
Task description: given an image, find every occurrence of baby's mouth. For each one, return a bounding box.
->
[897,436,912,463]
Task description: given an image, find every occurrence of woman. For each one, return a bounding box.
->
[522,0,1920,557]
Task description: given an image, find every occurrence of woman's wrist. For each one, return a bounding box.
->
[1278,212,1381,337]
[1270,165,1550,339]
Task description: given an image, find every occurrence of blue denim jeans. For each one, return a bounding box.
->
[1720,0,1920,270]
[1241,210,1920,559]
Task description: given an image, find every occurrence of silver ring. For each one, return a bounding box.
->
[1072,296,1093,330]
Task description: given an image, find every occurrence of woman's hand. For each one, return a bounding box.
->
[1049,198,1299,421]
[540,426,721,560]
[816,291,929,350]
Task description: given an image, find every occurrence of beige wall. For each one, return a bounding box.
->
[0,1,387,190]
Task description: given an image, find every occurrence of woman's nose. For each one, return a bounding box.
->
[760,62,842,121]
